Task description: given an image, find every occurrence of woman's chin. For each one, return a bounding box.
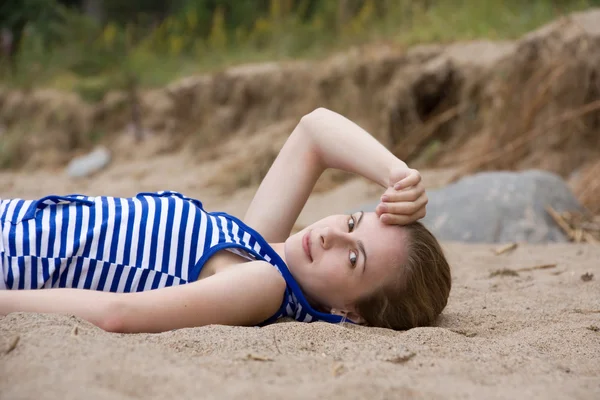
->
[283,236,301,266]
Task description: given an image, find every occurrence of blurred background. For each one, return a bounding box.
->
[1,1,598,91]
[0,0,599,242]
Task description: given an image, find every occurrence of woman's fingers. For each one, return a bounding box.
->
[393,169,421,190]
[377,195,428,216]
[379,207,427,225]
[381,185,425,203]
[378,167,427,225]
[376,190,428,225]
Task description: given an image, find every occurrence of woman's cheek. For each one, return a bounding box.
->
[324,261,343,282]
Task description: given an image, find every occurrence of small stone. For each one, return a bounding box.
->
[355,170,584,243]
[66,146,111,178]
[581,273,594,282]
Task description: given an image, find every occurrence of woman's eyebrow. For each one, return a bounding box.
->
[356,211,364,227]
[355,211,367,272]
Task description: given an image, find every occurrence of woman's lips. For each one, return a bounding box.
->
[303,231,313,262]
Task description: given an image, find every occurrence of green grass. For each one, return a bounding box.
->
[1,0,597,96]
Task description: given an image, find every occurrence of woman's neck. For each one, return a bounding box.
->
[267,242,326,312]
[268,242,287,265]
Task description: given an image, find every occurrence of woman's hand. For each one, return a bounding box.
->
[375,167,428,225]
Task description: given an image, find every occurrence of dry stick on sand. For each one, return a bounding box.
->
[494,242,518,255]
[490,264,557,278]
[4,335,20,355]
[545,206,576,240]
[386,352,417,364]
[516,264,557,273]
[573,309,600,315]
[244,354,273,362]
[546,205,600,245]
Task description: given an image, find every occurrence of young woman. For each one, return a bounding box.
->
[0,108,451,333]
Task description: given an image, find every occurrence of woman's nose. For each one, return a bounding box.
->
[320,227,348,249]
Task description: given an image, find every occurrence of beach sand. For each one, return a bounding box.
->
[1,154,599,400]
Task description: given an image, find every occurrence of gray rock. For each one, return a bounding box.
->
[66,146,111,178]
[357,170,584,244]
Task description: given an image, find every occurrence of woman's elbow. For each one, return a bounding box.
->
[98,295,129,333]
[297,107,334,156]
[299,107,332,128]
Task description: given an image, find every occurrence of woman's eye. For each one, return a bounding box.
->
[347,216,355,232]
[349,251,357,267]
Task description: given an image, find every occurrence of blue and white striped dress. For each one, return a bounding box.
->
[0,191,344,325]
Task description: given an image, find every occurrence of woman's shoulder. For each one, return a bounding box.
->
[248,260,287,288]
[219,260,288,312]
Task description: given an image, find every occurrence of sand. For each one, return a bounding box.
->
[1,152,599,400]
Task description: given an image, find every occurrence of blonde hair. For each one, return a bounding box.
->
[355,221,451,330]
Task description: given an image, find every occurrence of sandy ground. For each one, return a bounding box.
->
[1,150,599,400]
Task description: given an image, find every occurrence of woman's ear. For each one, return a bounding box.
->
[330,308,366,324]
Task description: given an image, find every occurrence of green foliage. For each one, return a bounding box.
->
[0,0,598,96]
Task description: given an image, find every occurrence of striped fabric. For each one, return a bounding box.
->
[0,191,345,325]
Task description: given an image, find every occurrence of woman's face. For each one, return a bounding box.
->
[284,211,409,317]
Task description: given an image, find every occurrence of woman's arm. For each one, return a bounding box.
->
[0,287,115,329]
[0,262,286,333]
[244,107,411,242]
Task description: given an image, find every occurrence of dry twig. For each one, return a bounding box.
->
[5,335,19,355]
[545,206,600,244]
[516,264,557,273]
[490,264,557,278]
[244,353,273,362]
[494,242,518,255]
[387,352,416,364]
